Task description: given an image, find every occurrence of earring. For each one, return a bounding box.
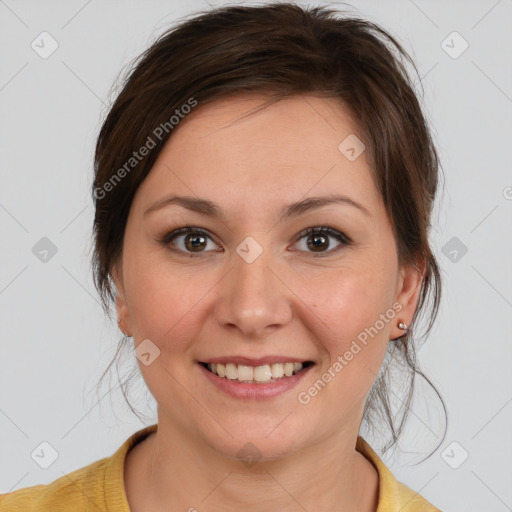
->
[393,321,408,342]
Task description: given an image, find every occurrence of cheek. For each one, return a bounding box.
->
[299,258,395,386]
[125,264,213,399]
[296,279,392,417]
[124,255,212,350]
[306,257,395,337]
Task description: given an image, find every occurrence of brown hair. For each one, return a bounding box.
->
[91,2,446,457]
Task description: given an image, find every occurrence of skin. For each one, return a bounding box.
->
[114,94,424,512]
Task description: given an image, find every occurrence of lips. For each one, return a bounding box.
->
[198,358,314,399]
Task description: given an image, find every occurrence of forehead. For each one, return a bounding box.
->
[133,94,381,218]
[170,93,362,155]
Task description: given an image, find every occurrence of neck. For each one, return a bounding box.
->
[126,416,379,512]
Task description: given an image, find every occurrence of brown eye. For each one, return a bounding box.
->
[307,233,330,252]
[184,233,207,252]
[160,226,220,255]
[293,226,351,255]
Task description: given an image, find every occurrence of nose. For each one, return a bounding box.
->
[214,242,293,339]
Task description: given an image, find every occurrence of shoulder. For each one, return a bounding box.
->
[392,480,442,511]
[0,424,157,512]
[0,458,109,512]
[356,436,443,512]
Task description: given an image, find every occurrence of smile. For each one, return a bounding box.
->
[200,361,314,384]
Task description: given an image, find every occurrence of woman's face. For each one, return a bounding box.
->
[114,94,422,459]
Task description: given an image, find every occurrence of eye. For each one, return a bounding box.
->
[292,226,351,256]
[159,225,221,255]
[159,225,351,257]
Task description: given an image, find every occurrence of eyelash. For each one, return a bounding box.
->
[158,224,352,257]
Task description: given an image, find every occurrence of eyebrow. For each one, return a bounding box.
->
[143,193,370,221]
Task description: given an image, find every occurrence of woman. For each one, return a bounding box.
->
[0,2,446,511]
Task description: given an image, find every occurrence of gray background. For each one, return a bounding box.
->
[1,1,511,510]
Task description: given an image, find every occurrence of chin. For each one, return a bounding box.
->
[201,420,307,463]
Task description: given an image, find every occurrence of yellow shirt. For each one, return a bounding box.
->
[0,424,441,511]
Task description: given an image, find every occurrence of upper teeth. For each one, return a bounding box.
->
[208,362,304,383]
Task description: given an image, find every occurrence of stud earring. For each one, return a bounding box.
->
[398,322,408,331]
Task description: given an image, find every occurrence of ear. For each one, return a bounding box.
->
[112,262,132,337]
[391,258,425,340]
